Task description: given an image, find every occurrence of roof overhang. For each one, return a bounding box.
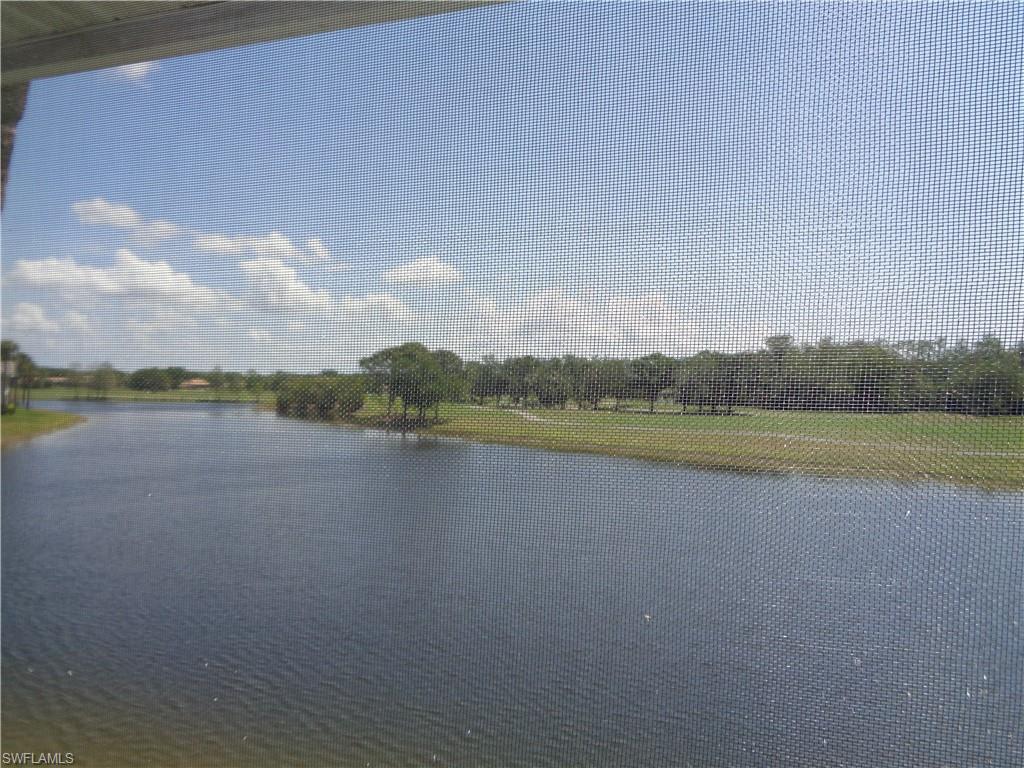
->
[2,1,504,86]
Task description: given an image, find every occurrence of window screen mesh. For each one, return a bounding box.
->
[2,2,1021,767]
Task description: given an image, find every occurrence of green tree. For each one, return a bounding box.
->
[92,363,118,399]
[764,335,794,408]
[951,336,1024,415]
[276,375,365,420]
[360,346,403,416]
[578,359,605,410]
[503,356,540,407]
[361,343,453,421]
[631,353,676,413]
[600,359,630,410]
[533,365,571,408]
[164,367,189,388]
[128,368,172,391]
[69,362,86,399]
[1,341,22,413]
[469,357,507,405]
[245,369,264,393]
[223,371,245,393]
[677,352,735,414]
[16,351,37,408]
[267,371,289,392]
[207,366,225,389]
[393,345,447,421]
[432,349,466,402]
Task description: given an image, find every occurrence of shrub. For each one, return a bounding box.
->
[275,375,365,420]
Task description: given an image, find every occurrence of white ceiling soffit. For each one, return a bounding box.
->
[2,1,504,85]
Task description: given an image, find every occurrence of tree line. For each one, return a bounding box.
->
[6,334,1023,418]
[27,363,289,396]
[356,336,1024,418]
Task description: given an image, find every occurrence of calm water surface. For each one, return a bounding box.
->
[2,402,1022,767]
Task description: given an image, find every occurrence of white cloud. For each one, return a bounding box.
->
[8,249,229,309]
[110,61,158,82]
[134,219,180,244]
[8,257,121,294]
[382,256,462,288]
[195,231,336,266]
[604,292,693,350]
[72,198,179,244]
[340,292,415,323]
[112,249,225,308]
[515,289,693,356]
[64,310,96,335]
[195,231,299,260]
[71,199,337,264]
[416,287,696,359]
[306,238,330,261]
[239,257,333,312]
[192,233,237,253]
[72,198,140,228]
[520,288,595,330]
[6,302,60,333]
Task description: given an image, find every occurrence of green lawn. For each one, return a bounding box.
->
[342,397,1023,491]
[29,386,272,404]
[1,408,86,447]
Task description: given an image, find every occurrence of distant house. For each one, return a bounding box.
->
[179,378,211,389]
[45,376,69,385]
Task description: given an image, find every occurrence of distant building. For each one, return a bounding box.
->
[179,378,211,389]
[45,376,69,384]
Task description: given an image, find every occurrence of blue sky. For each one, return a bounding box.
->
[2,1,1021,372]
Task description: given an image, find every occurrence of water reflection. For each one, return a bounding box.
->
[3,402,1021,767]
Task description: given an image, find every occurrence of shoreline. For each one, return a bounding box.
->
[332,401,1024,492]
[1,409,86,448]
[22,394,1022,490]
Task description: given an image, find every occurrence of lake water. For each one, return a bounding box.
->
[2,402,1021,767]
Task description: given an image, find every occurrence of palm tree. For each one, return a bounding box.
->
[17,353,37,408]
[1,339,20,412]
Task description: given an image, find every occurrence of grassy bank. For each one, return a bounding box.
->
[340,397,1023,490]
[28,386,271,404]
[24,387,1021,489]
[1,408,86,447]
